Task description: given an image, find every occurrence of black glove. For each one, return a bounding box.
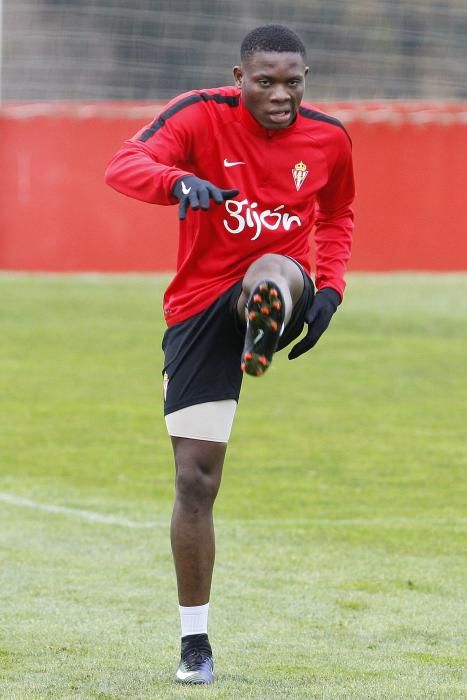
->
[172,175,239,220]
[288,287,341,360]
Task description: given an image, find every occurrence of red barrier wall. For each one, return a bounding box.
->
[1,101,466,271]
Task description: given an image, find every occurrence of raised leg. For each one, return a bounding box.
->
[237,253,304,324]
[238,254,305,375]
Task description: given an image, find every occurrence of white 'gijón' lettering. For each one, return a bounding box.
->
[223,199,302,240]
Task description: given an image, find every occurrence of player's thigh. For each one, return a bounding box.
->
[162,282,244,438]
[166,400,237,443]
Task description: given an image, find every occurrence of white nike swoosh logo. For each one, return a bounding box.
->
[176,669,200,680]
[224,159,246,168]
[181,181,191,195]
[253,329,264,344]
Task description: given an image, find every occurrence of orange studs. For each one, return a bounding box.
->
[259,283,268,291]
[260,306,270,315]
[253,294,262,303]
[270,288,278,297]
[270,320,278,331]
[258,356,268,366]
[240,362,246,372]
[249,311,257,320]
[244,352,253,360]
[272,301,282,310]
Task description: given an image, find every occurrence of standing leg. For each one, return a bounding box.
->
[166,254,306,682]
[171,435,227,685]
[170,436,225,606]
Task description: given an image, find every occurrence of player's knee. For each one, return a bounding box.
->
[248,253,284,275]
[175,462,220,512]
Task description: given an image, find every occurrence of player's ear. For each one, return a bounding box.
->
[233,66,243,87]
[304,66,309,77]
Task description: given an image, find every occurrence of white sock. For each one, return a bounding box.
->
[179,603,209,637]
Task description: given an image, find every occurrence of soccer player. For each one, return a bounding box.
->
[105,24,355,685]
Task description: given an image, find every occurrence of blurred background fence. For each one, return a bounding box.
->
[1,1,467,272]
[3,0,467,100]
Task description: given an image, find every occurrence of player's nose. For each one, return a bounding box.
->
[270,84,290,102]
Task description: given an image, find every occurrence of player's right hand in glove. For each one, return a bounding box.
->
[172,175,239,220]
[288,287,341,360]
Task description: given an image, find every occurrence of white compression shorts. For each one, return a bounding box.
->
[165,399,237,443]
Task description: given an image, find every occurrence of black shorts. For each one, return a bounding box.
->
[162,264,314,415]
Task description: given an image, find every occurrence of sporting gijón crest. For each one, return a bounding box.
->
[292,161,308,191]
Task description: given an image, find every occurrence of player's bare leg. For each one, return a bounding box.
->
[171,436,225,604]
[171,436,225,684]
[238,254,304,375]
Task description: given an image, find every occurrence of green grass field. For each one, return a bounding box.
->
[0,273,466,699]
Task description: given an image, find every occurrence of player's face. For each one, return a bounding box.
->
[233,51,308,130]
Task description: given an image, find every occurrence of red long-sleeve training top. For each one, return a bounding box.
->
[105,86,355,327]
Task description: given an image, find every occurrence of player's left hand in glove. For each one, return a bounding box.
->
[172,175,239,220]
[288,287,341,360]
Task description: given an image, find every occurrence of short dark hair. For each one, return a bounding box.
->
[240,25,306,62]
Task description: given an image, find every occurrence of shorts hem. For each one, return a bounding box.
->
[164,393,240,417]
